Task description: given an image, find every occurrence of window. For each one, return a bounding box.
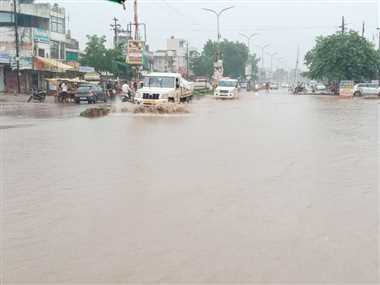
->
[59,42,65,60]
[50,41,59,59]
[50,16,65,34]
[38,48,45,57]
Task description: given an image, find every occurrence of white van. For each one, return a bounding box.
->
[214,79,239,99]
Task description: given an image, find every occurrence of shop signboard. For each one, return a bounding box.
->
[33,28,49,44]
[127,40,144,65]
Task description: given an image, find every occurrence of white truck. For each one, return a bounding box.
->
[134,72,193,105]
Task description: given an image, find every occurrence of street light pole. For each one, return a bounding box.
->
[255,44,270,81]
[240,33,259,54]
[202,6,234,60]
[13,0,20,94]
[267,52,278,74]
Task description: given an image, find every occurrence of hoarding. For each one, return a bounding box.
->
[127,40,144,65]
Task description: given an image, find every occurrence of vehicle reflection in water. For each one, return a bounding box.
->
[1,91,378,284]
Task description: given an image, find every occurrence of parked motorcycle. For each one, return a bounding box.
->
[27,89,47,103]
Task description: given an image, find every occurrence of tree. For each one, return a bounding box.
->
[80,35,132,79]
[305,31,380,82]
[80,35,108,74]
[190,39,254,79]
[106,47,132,78]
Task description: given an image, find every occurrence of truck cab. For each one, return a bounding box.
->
[134,73,193,105]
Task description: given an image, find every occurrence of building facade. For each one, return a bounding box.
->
[153,36,189,77]
[0,0,79,92]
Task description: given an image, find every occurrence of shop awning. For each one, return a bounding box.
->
[34,56,74,72]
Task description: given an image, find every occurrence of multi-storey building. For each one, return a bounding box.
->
[153,36,190,77]
[0,0,79,93]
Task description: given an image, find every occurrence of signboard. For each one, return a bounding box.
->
[0,27,33,57]
[127,40,144,65]
[213,60,224,84]
[0,52,10,64]
[10,57,33,70]
[339,80,354,97]
[79,66,95,73]
[33,28,49,44]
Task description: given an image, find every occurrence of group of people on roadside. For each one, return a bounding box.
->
[56,79,141,103]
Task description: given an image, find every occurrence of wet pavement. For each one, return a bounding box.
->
[1,90,379,283]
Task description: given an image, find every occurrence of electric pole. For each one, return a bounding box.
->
[377,28,380,50]
[13,0,20,94]
[339,16,347,35]
[362,21,365,38]
[295,45,300,84]
[134,0,139,40]
[110,17,121,48]
[186,40,190,80]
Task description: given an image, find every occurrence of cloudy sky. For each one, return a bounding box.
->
[37,0,379,70]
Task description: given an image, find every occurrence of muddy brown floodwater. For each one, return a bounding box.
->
[1,91,379,284]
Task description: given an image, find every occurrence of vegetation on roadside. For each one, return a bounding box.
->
[305,31,380,82]
[80,35,132,78]
[190,39,259,79]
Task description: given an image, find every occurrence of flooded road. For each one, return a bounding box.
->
[1,91,379,284]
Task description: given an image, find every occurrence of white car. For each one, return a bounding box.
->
[353,83,380,97]
[214,79,239,99]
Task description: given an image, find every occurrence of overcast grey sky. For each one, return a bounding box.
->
[38,0,379,70]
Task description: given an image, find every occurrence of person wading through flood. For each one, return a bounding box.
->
[265,82,270,94]
[60,81,68,103]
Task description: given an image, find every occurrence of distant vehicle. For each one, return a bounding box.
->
[313,83,327,94]
[255,83,264,91]
[280,83,290,89]
[239,81,248,89]
[214,78,239,99]
[75,85,107,104]
[353,83,380,97]
[135,72,193,105]
[193,78,212,90]
[270,83,279,90]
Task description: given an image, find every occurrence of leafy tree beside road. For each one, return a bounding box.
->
[80,35,131,78]
[190,39,255,79]
[305,31,380,82]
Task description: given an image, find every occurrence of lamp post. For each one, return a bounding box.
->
[202,6,234,61]
[202,6,234,82]
[267,52,278,74]
[255,44,270,81]
[240,33,259,54]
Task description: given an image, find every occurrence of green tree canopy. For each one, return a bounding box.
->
[305,31,380,82]
[190,39,253,79]
[80,35,132,79]
[80,35,108,74]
